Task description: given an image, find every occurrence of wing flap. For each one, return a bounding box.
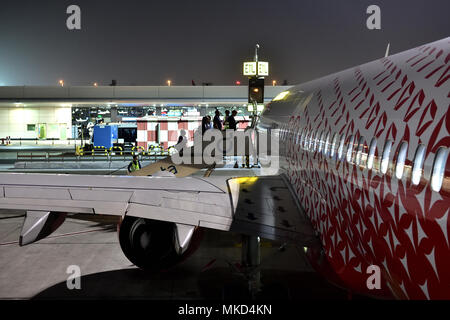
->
[5,186,72,200]
[125,203,233,230]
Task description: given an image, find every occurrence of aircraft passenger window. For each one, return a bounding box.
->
[297,129,303,145]
[305,130,311,150]
[310,130,316,151]
[310,131,317,152]
[412,144,426,185]
[431,147,449,192]
[346,135,355,163]
[367,138,377,170]
[318,131,325,153]
[330,133,339,158]
[338,135,346,160]
[307,131,313,150]
[324,132,331,157]
[299,129,306,148]
[395,141,408,179]
[303,131,310,149]
[381,140,393,174]
[355,136,365,166]
[314,130,320,152]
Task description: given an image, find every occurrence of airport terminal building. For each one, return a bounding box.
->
[0,85,289,148]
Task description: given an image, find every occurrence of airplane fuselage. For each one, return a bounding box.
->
[257,37,450,299]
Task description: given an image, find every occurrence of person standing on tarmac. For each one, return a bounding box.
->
[201,116,211,135]
[213,110,222,130]
[223,110,230,130]
[228,110,238,130]
[127,155,142,173]
[228,110,239,168]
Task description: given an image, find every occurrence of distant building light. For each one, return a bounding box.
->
[247,104,265,112]
[167,80,171,86]
[235,81,241,85]
[272,80,277,86]
[59,80,64,87]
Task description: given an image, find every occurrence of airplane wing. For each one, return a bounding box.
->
[130,156,208,177]
[0,172,317,248]
[130,140,208,177]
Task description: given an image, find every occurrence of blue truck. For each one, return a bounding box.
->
[92,125,118,149]
[92,124,137,149]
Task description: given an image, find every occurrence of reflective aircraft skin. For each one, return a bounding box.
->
[258,37,450,299]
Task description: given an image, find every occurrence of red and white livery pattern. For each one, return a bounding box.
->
[265,37,450,299]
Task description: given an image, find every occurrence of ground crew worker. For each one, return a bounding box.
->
[127,155,142,173]
[213,110,222,130]
[223,110,230,130]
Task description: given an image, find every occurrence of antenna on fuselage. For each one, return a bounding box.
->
[384,42,390,57]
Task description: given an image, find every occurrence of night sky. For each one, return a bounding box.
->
[0,0,448,86]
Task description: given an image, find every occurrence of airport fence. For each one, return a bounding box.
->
[1,137,90,146]
[16,149,170,163]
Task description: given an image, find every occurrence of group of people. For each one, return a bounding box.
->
[202,109,238,135]
[128,109,240,173]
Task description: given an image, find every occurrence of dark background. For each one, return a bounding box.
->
[0,0,448,86]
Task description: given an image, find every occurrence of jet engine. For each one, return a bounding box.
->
[118,216,203,271]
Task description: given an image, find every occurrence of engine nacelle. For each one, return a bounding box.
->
[118,216,202,271]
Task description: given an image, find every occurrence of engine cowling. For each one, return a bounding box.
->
[118,216,202,271]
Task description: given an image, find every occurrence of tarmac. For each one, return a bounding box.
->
[0,209,363,300]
